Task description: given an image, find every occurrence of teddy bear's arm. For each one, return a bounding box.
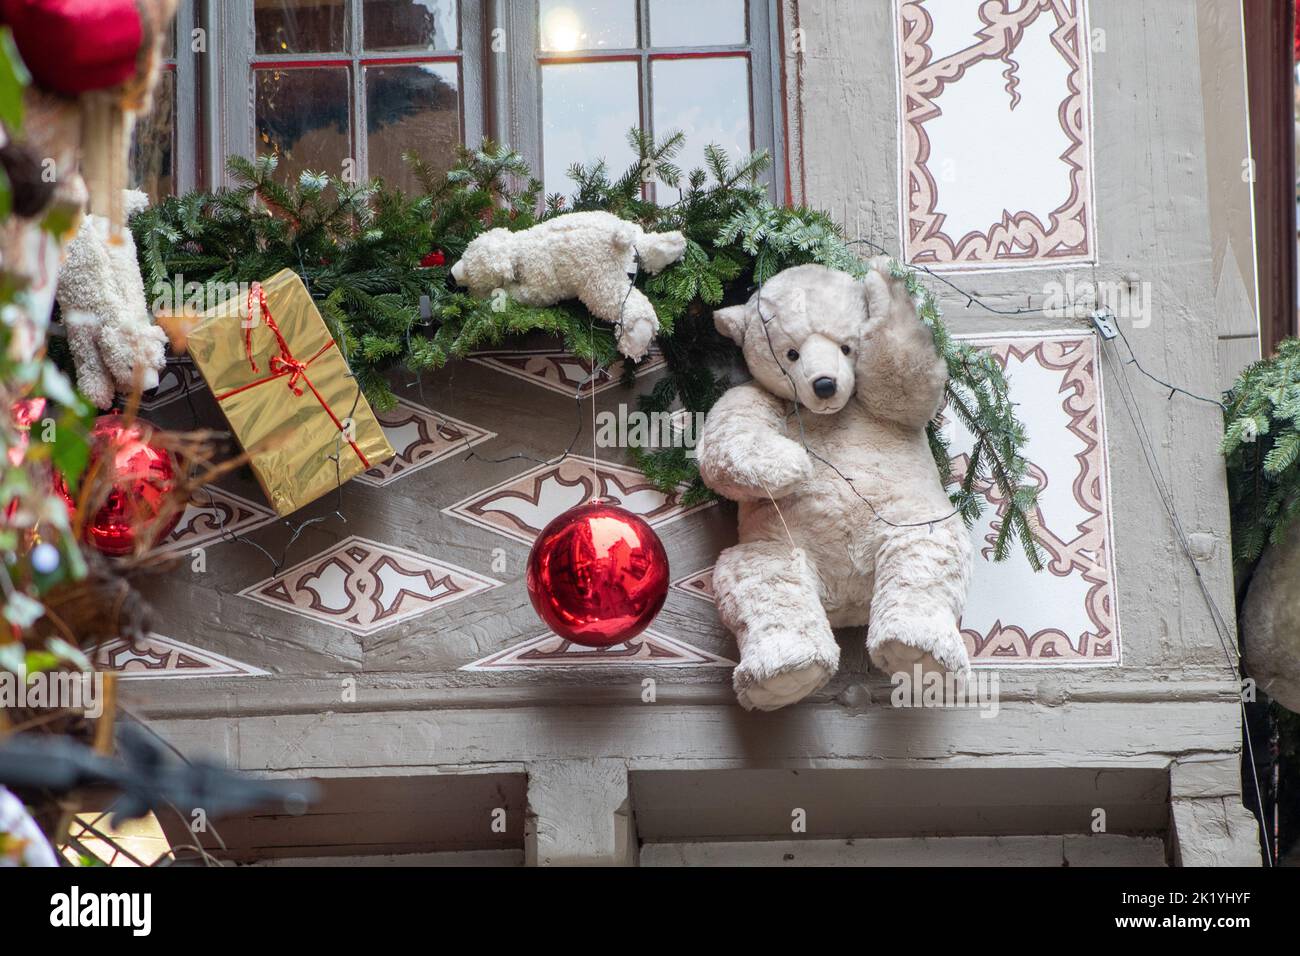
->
[859,262,949,428]
[698,383,813,501]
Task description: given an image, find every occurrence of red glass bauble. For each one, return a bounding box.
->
[59,415,181,557]
[526,501,670,648]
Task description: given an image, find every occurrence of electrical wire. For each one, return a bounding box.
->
[1101,336,1272,865]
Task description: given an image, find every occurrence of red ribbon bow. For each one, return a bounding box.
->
[214,282,371,469]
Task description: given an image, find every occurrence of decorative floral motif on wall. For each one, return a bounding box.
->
[95,633,269,679]
[443,455,710,545]
[671,567,717,604]
[947,332,1118,663]
[897,0,1095,268]
[462,629,734,670]
[159,487,279,555]
[239,535,502,636]
[357,398,496,487]
[470,347,667,397]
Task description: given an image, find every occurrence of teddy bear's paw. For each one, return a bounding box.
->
[747,436,814,498]
[736,662,833,712]
[615,316,656,362]
[868,617,970,680]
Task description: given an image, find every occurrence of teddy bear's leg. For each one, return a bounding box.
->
[577,282,659,362]
[714,541,840,711]
[866,521,973,678]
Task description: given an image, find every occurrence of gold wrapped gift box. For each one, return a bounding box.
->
[188,268,394,516]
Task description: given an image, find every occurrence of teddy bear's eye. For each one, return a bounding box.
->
[840,345,851,355]
[786,349,800,362]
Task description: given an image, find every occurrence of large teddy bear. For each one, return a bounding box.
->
[697,259,973,711]
[450,211,686,361]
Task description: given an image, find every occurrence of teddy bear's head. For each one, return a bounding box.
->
[713,264,865,415]
[451,228,516,293]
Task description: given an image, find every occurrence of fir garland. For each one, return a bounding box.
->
[1222,337,1300,570]
[131,133,1042,567]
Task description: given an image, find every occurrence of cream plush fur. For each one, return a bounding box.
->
[450,211,686,361]
[56,189,167,409]
[697,260,974,711]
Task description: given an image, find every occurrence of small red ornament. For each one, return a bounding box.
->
[420,249,447,268]
[526,500,669,648]
[58,414,181,557]
[8,397,46,466]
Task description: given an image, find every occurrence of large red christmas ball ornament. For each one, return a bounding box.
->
[526,501,670,648]
[59,415,181,557]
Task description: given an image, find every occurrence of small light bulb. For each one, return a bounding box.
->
[31,542,60,575]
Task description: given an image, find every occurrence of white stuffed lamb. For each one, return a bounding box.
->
[56,188,167,408]
[450,211,686,361]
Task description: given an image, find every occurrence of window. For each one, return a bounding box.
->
[146,1,780,200]
[130,5,200,201]
[251,0,470,192]
[533,0,761,197]
[502,0,781,200]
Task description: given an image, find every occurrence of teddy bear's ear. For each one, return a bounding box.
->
[714,304,749,345]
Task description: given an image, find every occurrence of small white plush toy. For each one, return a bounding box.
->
[450,211,687,361]
[697,259,974,711]
[56,188,168,409]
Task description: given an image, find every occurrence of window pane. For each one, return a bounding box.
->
[255,68,353,182]
[366,63,460,192]
[539,1,636,52]
[130,69,176,201]
[542,60,639,197]
[255,0,347,54]
[161,16,177,59]
[649,0,745,47]
[652,57,750,185]
[364,0,459,51]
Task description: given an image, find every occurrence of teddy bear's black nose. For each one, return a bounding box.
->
[813,377,837,399]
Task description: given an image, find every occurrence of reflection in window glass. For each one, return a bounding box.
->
[255,68,353,183]
[542,60,639,197]
[539,0,637,52]
[364,0,459,51]
[161,16,177,59]
[652,57,750,184]
[366,63,461,193]
[255,0,347,54]
[130,69,175,201]
[649,0,745,47]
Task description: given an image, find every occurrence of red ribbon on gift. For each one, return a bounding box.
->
[213,282,371,469]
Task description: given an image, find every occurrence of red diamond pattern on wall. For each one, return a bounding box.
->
[442,455,712,545]
[95,633,269,679]
[357,398,496,487]
[470,347,667,398]
[671,567,716,603]
[157,487,279,555]
[461,629,735,670]
[238,535,502,636]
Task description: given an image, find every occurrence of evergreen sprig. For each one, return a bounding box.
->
[1222,338,1300,567]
